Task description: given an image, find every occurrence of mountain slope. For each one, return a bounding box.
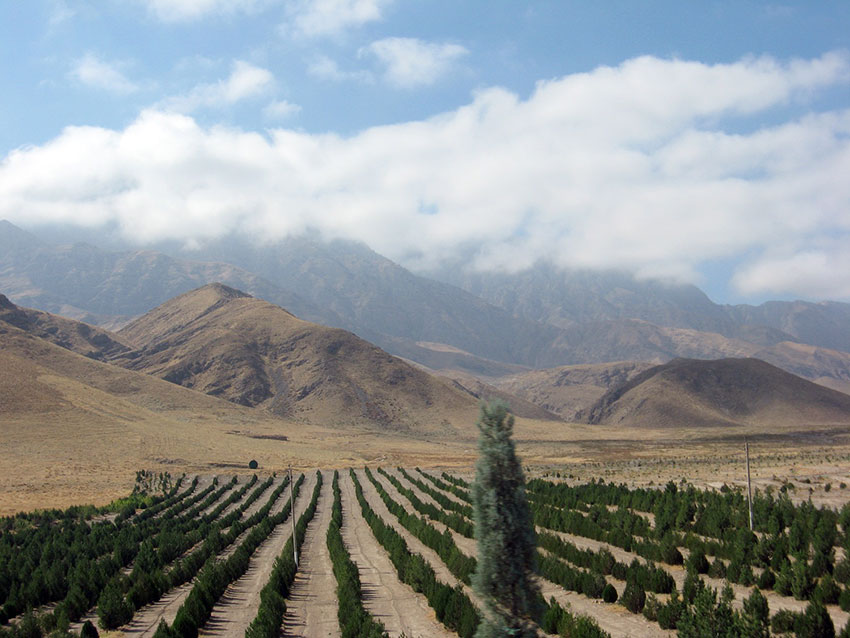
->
[492,361,654,420]
[429,259,850,354]
[580,358,850,428]
[115,283,477,429]
[429,261,737,333]
[753,341,850,395]
[0,319,307,513]
[0,293,131,360]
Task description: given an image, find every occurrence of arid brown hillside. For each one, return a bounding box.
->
[580,357,850,428]
[0,293,131,359]
[0,320,305,511]
[492,361,653,419]
[432,370,562,421]
[754,341,850,395]
[115,283,477,429]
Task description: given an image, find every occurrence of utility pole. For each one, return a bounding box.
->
[289,465,298,567]
[745,439,754,531]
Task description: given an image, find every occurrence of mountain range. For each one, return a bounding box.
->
[3,220,850,395]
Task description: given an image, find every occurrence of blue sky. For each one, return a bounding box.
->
[1,1,849,304]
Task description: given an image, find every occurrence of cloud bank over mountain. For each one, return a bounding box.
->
[3,52,849,299]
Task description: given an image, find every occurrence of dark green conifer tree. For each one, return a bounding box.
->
[741,587,769,638]
[471,401,539,638]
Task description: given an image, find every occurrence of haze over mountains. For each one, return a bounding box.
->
[2,219,850,418]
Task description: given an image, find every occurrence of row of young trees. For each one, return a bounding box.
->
[240,471,318,638]
[377,467,474,537]
[447,465,850,612]
[0,476,212,624]
[155,472,313,638]
[101,474,286,628]
[403,464,679,606]
[364,467,477,585]
[350,469,481,637]
[325,471,388,638]
[398,468,474,518]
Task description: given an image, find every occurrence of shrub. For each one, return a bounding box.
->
[814,574,841,605]
[642,594,659,622]
[602,583,618,603]
[97,581,133,630]
[797,600,835,638]
[840,587,850,612]
[757,568,776,590]
[686,548,709,574]
[792,561,815,601]
[80,621,99,638]
[834,560,850,584]
[248,460,258,469]
[708,558,727,579]
[771,609,799,635]
[620,581,646,614]
[657,592,683,630]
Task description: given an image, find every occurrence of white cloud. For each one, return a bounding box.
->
[284,0,392,37]
[4,52,850,299]
[163,60,274,111]
[48,1,77,28]
[70,53,138,94]
[734,245,850,299]
[139,0,272,22]
[362,37,468,88]
[263,99,301,119]
[307,55,373,82]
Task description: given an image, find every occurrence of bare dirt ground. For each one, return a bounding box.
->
[197,473,314,638]
[281,471,340,638]
[338,471,456,638]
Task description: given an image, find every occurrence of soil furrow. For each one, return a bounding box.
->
[340,471,456,638]
[281,470,339,638]
[197,472,314,638]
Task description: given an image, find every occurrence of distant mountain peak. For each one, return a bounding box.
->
[195,281,252,300]
[580,356,850,427]
[0,294,15,310]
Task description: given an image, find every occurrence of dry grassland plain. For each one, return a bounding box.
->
[3,397,850,515]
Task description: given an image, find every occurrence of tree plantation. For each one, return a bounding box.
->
[1,466,850,638]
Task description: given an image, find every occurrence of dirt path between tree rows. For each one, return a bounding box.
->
[123,476,303,638]
[197,472,315,638]
[339,472,456,638]
[281,470,340,638]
